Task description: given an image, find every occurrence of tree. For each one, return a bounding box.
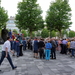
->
[36,31,41,37]
[32,31,35,38]
[69,31,75,38]
[15,0,44,38]
[21,30,27,37]
[50,30,56,37]
[61,29,68,38]
[46,0,72,38]
[13,29,18,34]
[0,7,8,28]
[41,29,49,38]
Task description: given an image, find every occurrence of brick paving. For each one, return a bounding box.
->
[0,50,75,75]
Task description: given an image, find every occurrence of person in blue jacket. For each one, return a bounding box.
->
[10,39,16,56]
[34,38,38,58]
[45,40,52,60]
[8,29,12,38]
[15,39,20,57]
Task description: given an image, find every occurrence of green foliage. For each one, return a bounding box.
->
[46,0,72,38]
[0,29,1,37]
[32,32,35,38]
[15,0,44,37]
[41,29,49,38]
[36,31,41,37]
[13,29,18,34]
[50,30,56,37]
[69,31,75,38]
[0,7,8,28]
[21,30,27,37]
[61,29,68,38]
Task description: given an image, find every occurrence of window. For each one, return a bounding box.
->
[7,24,16,27]
[7,20,14,23]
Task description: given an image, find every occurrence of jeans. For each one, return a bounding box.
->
[72,49,75,56]
[45,49,51,60]
[0,51,14,69]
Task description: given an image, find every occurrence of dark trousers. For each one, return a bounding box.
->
[19,45,23,56]
[63,44,67,54]
[0,51,14,69]
[51,47,56,58]
[23,45,26,50]
[60,44,63,53]
[72,49,75,56]
[39,48,44,59]
[60,44,67,54]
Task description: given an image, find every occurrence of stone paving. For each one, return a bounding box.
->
[0,50,75,75]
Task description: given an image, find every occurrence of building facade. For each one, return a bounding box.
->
[6,16,19,32]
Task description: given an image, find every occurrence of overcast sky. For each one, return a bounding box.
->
[1,0,75,31]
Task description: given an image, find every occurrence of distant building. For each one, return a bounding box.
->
[6,16,19,32]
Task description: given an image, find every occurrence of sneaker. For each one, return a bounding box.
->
[12,66,17,70]
[13,54,15,56]
[51,58,53,59]
[70,55,72,57]
[53,58,56,59]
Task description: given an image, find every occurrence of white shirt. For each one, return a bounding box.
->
[2,40,11,52]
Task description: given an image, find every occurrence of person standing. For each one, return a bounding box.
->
[38,38,45,59]
[45,40,52,60]
[70,39,75,57]
[8,29,12,38]
[62,39,68,54]
[10,39,16,56]
[22,38,26,51]
[50,38,57,59]
[33,38,39,58]
[15,39,20,57]
[0,37,17,71]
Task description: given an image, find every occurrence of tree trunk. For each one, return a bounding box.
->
[30,31,32,38]
[59,30,62,39]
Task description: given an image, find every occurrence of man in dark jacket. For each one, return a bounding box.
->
[38,38,45,59]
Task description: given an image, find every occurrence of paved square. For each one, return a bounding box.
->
[0,50,75,75]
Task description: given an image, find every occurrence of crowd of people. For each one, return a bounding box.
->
[26,37,75,59]
[1,29,75,59]
[0,29,75,71]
